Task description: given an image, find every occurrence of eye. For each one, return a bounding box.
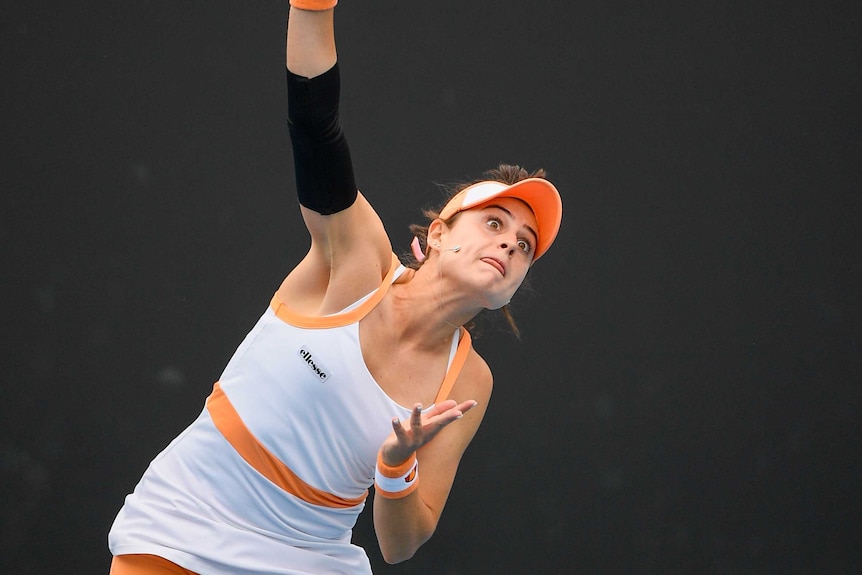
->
[517,239,532,253]
[486,217,502,230]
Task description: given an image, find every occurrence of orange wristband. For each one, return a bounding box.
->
[374,451,419,499]
[289,0,338,11]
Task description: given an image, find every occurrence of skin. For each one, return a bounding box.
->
[283,7,539,564]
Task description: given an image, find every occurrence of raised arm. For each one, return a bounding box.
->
[279,5,391,315]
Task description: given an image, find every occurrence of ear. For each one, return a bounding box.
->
[426,219,449,252]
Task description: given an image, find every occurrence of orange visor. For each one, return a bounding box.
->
[439,178,562,261]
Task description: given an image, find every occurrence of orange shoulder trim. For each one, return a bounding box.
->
[270,253,402,329]
[433,327,472,404]
[206,382,367,509]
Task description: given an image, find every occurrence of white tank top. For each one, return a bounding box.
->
[108,256,472,575]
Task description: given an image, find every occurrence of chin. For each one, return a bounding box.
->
[473,276,520,310]
[484,291,516,310]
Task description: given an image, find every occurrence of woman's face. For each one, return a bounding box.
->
[437,197,539,309]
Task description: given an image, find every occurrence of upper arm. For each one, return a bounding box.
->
[414,351,494,519]
[278,192,393,315]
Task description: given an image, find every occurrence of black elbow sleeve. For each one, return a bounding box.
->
[287,63,358,215]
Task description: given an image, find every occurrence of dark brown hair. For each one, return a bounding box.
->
[405,164,548,338]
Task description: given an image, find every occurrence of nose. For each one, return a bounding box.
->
[501,226,520,254]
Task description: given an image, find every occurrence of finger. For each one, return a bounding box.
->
[423,405,473,431]
[391,417,407,439]
[411,404,423,432]
[427,399,458,415]
[457,400,479,414]
[427,400,477,424]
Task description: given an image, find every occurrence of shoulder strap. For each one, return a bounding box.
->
[270,253,401,329]
[433,327,472,404]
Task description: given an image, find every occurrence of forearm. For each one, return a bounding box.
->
[373,489,439,564]
[370,394,485,563]
[285,5,356,215]
[286,7,336,78]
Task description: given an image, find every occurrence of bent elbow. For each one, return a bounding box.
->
[379,528,435,565]
[382,548,416,565]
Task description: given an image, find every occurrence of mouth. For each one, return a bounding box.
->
[481,257,506,277]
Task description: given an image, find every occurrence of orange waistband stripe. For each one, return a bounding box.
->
[206,382,368,509]
[110,554,198,575]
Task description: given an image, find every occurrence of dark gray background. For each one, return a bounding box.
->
[2,1,860,573]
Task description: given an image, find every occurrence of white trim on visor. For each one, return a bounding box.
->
[460,181,509,209]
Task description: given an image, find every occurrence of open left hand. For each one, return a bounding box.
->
[379,399,478,466]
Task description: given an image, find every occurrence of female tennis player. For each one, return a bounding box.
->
[108,3,562,574]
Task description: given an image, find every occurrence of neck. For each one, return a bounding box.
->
[388,263,479,349]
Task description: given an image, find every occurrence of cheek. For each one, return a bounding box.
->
[510,261,531,285]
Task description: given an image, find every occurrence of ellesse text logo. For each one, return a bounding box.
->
[297,346,330,382]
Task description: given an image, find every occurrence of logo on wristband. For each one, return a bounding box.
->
[404,465,417,483]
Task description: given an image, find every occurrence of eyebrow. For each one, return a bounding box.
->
[484,204,539,247]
